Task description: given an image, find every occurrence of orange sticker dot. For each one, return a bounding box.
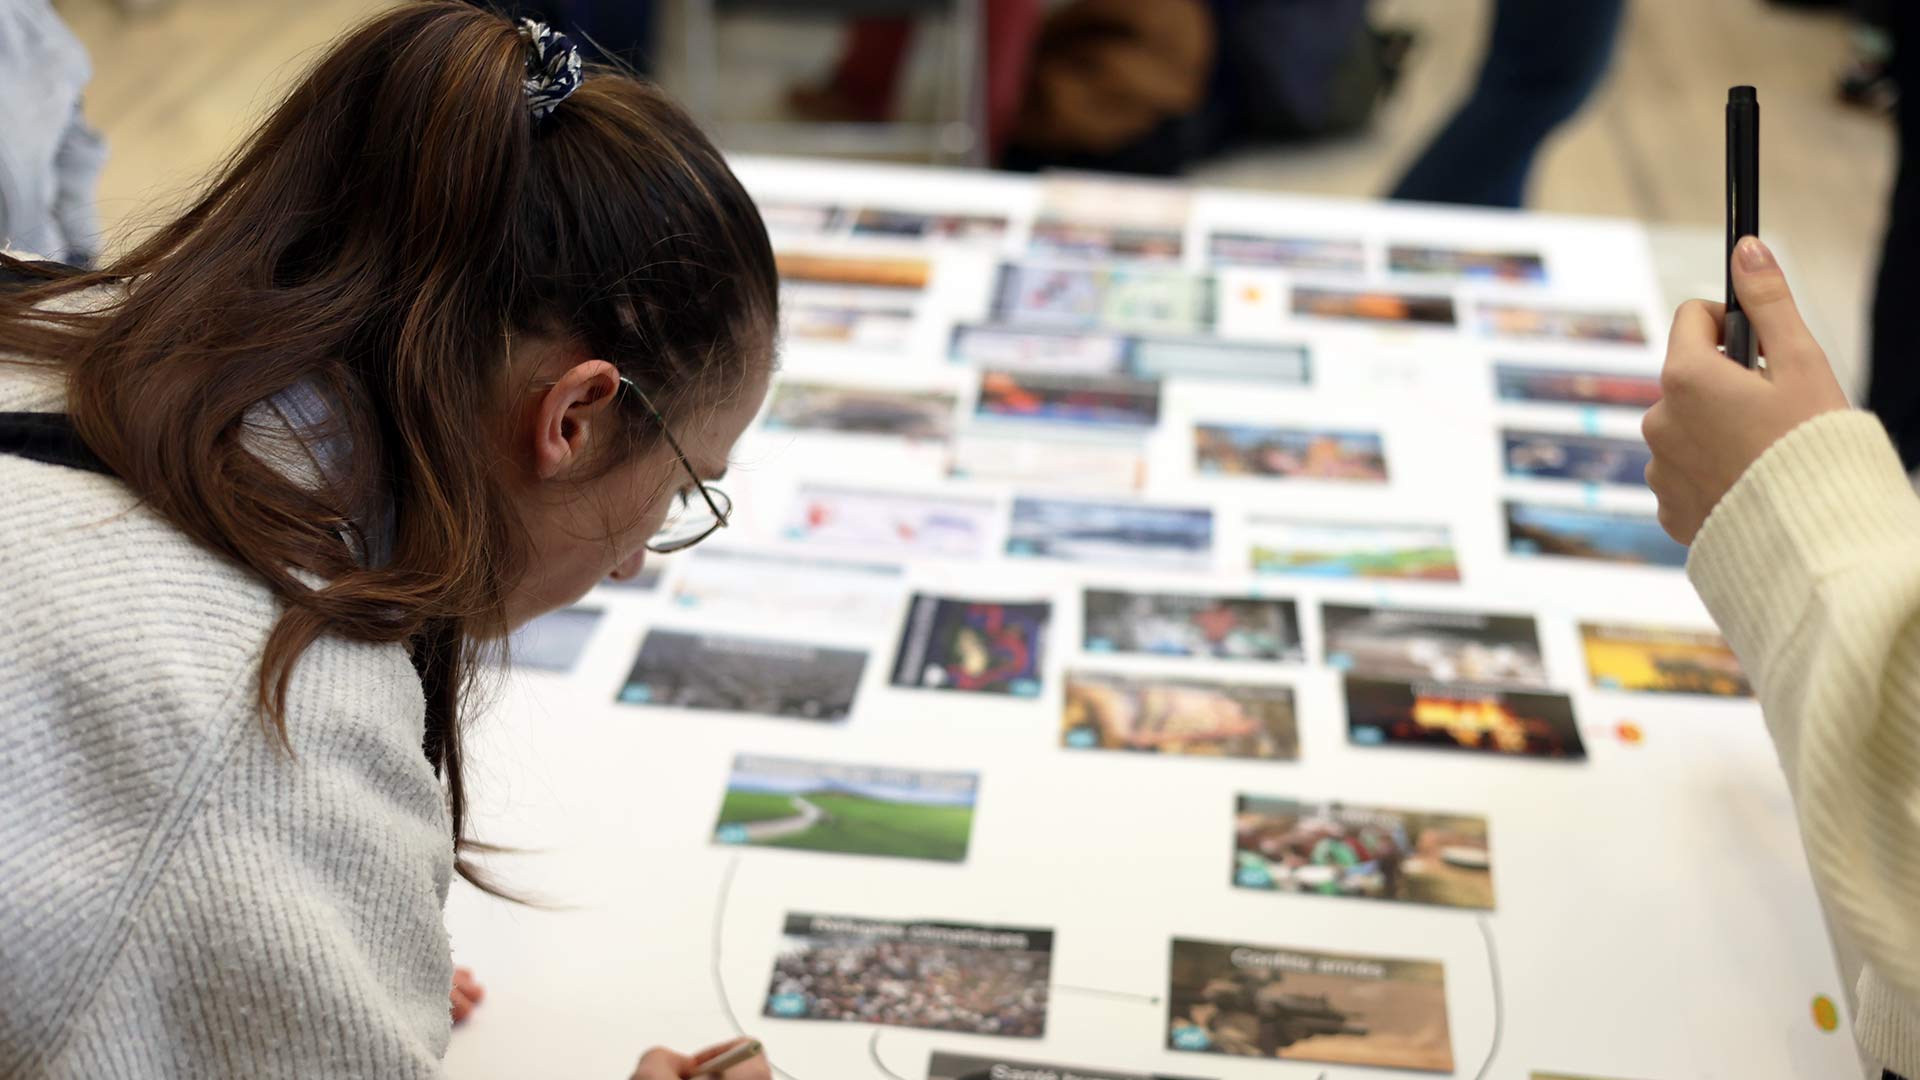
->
[1812,994,1839,1032]
[1239,285,1264,304]
[1615,721,1643,746]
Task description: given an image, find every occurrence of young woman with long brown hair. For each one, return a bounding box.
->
[0,4,777,1077]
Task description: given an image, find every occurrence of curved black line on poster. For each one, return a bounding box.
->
[1475,915,1505,1080]
[710,853,809,1080]
[867,1030,911,1080]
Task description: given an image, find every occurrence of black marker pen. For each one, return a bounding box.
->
[1724,85,1760,368]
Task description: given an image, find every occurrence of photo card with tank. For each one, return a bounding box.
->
[764,913,1052,1038]
[891,593,1050,697]
[1166,938,1454,1073]
[1062,671,1298,761]
[616,629,867,722]
[1321,602,1546,687]
[1232,795,1494,910]
[1082,588,1303,663]
[713,754,977,863]
[1345,676,1586,760]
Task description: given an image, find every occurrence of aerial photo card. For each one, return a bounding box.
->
[976,369,1162,431]
[713,754,977,863]
[948,431,1146,492]
[929,1052,1210,1080]
[1580,621,1752,697]
[1476,301,1648,345]
[1345,676,1586,760]
[1505,500,1687,569]
[1493,363,1662,410]
[993,263,1213,335]
[851,207,1010,242]
[1207,231,1366,274]
[764,913,1052,1038]
[1250,517,1462,583]
[1292,285,1457,327]
[1006,496,1213,572]
[1195,423,1388,482]
[1321,603,1546,687]
[763,381,956,440]
[1388,244,1546,283]
[507,605,603,673]
[1167,938,1454,1073]
[1062,672,1298,761]
[1232,795,1494,910]
[1502,429,1651,488]
[892,593,1050,697]
[1082,588,1304,663]
[669,547,904,628]
[787,484,998,560]
[617,630,867,721]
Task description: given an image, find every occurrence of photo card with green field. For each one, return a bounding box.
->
[713,754,978,863]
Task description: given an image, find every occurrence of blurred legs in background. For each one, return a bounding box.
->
[1866,1,1920,465]
[787,0,1043,163]
[1389,0,1626,208]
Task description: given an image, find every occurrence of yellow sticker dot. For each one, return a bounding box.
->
[1812,994,1839,1032]
[1615,721,1643,746]
[1240,285,1264,304]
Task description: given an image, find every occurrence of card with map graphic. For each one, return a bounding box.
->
[764,913,1052,1037]
[892,594,1050,697]
[1167,938,1454,1073]
[929,1052,1211,1080]
[1345,676,1586,760]
[1062,672,1298,761]
[713,754,977,862]
[1232,795,1494,910]
[1580,622,1751,697]
[994,263,1213,334]
[1083,588,1303,662]
[1321,603,1546,686]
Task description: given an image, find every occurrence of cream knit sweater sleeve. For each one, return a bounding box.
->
[0,366,456,1078]
[1688,409,1920,1074]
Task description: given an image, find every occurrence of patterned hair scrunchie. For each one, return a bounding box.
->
[517,18,582,122]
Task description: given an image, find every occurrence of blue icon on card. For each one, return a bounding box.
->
[1329,652,1354,671]
[1065,728,1097,748]
[675,594,697,607]
[619,685,653,703]
[1580,405,1602,435]
[716,825,749,845]
[1235,865,1273,889]
[1598,675,1622,689]
[1513,539,1540,556]
[1007,540,1036,557]
[1011,678,1041,697]
[784,525,806,540]
[769,992,808,1017]
[1171,1025,1213,1051]
[1087,637,1114,653]
[1353,725,1385,745]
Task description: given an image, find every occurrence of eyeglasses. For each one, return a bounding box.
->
[616,376,732,553]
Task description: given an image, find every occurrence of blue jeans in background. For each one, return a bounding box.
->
[1390,0,1627,208]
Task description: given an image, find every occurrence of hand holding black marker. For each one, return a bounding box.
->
[1724,85,1760,368]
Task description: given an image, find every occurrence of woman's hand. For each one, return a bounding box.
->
[449,966,484,1024]
[1642,237,1851,544]
[630,1037,772,1080]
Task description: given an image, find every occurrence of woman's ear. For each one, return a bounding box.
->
[529,359,622,481]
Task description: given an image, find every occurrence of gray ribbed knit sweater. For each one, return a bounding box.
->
[0,364,455,1077]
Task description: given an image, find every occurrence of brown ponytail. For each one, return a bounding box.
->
[0,1,777,895]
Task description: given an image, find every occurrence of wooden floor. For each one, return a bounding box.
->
[60,0,1896,389]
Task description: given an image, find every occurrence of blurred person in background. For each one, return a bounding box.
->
[0,0,106,266]
[1390,0,1625,208]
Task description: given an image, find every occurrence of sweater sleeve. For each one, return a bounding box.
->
[1688,409,1920,1062]
[40,639,457,1080]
